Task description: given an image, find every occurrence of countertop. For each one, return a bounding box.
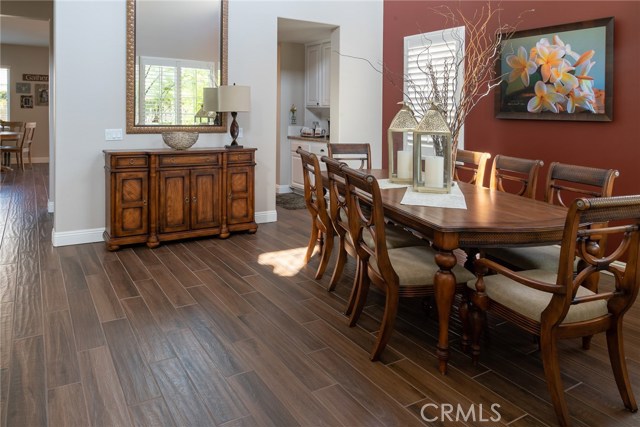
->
[288,135,330,143]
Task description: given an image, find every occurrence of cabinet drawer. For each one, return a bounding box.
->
[227,152,253,164]
[114,156,148,169]
[159,154,220,167]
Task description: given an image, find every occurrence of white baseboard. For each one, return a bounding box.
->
[52,227,104,247]
[47,200,54,213]
[255,210,277,224]
[276,185,292,194]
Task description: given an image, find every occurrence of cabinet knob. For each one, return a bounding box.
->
[129,159,134,165]
[171,157,176,163]
[143,199,147,205]
[320,149,325,153]
[228,192,232,199]
[185,197,189,203]
[192,196,197,203]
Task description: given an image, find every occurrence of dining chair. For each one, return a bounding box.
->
[466,195,640,427]
[327,143,371,169]
[489,154,544,199]
[0,121,25,167]
[342,165,475,361]
[297,147,333,279]
[322,156,427,314]
[488,163,620,272]
[454,149,491,187]
[1,123,36,171]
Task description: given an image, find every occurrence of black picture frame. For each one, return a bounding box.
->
[495,17,613,122]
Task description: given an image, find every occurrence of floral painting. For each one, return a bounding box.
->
[495,18,613,121]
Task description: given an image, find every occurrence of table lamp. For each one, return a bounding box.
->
[205,84,251,149]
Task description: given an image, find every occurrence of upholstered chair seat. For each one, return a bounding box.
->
[466,269,607,324]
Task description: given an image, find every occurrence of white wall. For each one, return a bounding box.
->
[52,0,383,245]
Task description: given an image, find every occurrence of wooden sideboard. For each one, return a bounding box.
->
[104,148,257,250]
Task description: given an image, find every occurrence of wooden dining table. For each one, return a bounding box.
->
[323,169,569,374]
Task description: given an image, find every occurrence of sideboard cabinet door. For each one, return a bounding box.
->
[227,166,254,225]
[190,168,222,229]
[113,171,149,237]
[159,169,190,233]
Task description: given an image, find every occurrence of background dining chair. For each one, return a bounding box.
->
[328,143,371,169]
[466,195,640,427]
[297,147,333,279]
[342,166,474,361]
[0,120,25,167]
[1,122,36,171]
[454,149,491,187]
[488,163,620,272]
[322,156,427,315]
[489,154,544,199]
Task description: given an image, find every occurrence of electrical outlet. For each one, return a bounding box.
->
[105,129,123,141]
[238,128,243,138]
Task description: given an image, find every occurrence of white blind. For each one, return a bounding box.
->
[403,26,465,150]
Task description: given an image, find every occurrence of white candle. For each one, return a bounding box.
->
[424,155,444,188]
[397,150,412,179]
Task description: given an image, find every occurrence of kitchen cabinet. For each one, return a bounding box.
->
[305,41,331,108]
[290,139,328,191]
[104,148,257,250]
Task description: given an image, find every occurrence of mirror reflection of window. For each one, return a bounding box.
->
[0,68,8,120]
[136,57,215,125]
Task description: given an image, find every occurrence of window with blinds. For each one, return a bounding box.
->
[136,57,215,125]
[0,68,8,121]
[403,26,465,152]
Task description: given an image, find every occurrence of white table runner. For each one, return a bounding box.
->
[400,184,467,209]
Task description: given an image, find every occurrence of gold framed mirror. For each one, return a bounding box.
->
[126,0,228,134]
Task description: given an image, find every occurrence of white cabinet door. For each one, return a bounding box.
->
[321,43,331,107]
[290,141,309,190]
[305,44,321,107]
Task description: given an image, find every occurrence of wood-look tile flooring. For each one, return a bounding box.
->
[1,164,639,426]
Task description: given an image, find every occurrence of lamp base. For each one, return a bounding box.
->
[226,112,243,149]
[225,142,244,149]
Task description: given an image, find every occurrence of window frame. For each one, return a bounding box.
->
[0,67,9,121]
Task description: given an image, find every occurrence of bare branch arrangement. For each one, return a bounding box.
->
[342,3,531,158]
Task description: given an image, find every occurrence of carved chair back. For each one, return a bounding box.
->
[489,154,544,199]
[328,143,372,170]
[545,162,619,207]
[297,147,330,233]
[454,149,491,187]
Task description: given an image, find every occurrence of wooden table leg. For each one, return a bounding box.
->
[434,248,458,375]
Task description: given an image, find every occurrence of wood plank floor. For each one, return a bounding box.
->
[1,164,639,426]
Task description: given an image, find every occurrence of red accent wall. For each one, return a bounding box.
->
[383,1,640,198]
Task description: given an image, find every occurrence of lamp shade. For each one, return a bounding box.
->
[203,87,218,112]
[216,85,251,112]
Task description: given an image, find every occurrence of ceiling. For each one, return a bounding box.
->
[0,15,49,47]
[278,18,336,44]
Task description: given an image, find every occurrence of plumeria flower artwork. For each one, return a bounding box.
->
[503,33,604,114]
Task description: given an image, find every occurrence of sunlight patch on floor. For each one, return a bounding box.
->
[257,246,312,277]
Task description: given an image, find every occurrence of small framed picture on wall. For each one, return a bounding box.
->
[16,82,31,94]
[20,95,34,109]
[35,84,49,106]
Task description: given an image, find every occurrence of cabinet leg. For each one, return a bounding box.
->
[219,232,231,239]
[106,243,120,252]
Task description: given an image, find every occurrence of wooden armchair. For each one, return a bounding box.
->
[327,143,371,169]
[454,149,491,187]
[489,154,544,199]
[466,195,640,426]
[488,163,619,272]
[297,147,333,279]
[322,156,427,315]
[342,166,474,360]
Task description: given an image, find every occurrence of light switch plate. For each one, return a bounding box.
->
[105,129,123,141]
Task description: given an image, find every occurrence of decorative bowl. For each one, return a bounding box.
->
[162,132,199,150]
